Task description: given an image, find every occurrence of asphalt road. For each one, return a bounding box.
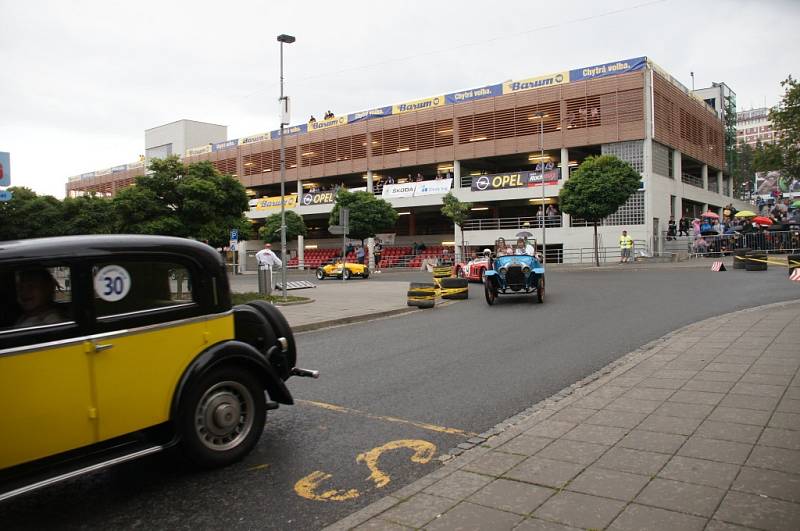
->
[2,266,798,530]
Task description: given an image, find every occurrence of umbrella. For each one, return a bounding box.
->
[701,211,719,219]
[753,216,773,226]
[735,210,756,218]
[792,200,800,208]
[516,231,534,238]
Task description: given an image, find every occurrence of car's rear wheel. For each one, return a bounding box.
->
[343,268,351,280]
[315,268,325,280]
[537,276,545,304]
[178,366,266,468]
[484,279,496,305]
[362,268,369,279]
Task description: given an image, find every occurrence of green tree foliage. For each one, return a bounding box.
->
[114,156,250,246]
[61,194,117,235]
[732,143,754,197]
[559,155,641,266]
[329,190,397,241]
[0,187,66,241]
[258,210,307,242]
[751,141,783,172]
[769,75,800,180]
[441,192,472,259]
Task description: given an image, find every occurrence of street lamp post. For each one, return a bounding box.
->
[277,33,295,299]
[534,111,546,264]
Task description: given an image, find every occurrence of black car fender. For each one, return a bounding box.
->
[170,340,294,425]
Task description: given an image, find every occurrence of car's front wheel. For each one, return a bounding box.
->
[484,279,496,305]
[343,268,351,280]
[178,366,266,468]
[537,276,545,304]
[316,268,325,280]
[362,268,369,279]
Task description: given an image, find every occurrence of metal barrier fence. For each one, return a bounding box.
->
[662,230,800,258]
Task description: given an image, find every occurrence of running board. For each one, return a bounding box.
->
[0,445,164,502]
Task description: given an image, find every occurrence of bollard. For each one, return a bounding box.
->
[258,265,273,295]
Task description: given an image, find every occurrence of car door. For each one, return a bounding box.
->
[86,257,230,442]
[0,265,96,469]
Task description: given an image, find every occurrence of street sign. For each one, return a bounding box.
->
[328,224,346,235]
[0,152,9,187]
[0,190,12,202]
[339,208,349,228]
[230,228,239,242]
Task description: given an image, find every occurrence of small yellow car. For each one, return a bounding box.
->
[0,235,317,501]
[315,260,369,280]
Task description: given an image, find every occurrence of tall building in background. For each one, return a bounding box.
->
[735,107,778,147]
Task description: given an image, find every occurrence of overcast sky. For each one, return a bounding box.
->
[1,0,798,198]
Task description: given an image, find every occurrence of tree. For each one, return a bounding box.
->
[769,75,800,182]
[329,190,397,241]
[258,210,307,242]
[441,192,472,261]
[0,187,65,241]
[113,156,250,247]
[752,141,783,172]
[61,195,116,235]
[558,155,641,266]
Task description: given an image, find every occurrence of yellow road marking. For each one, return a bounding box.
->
[294,471,360,502]
[298,399,476,437]
[247,463,270,471]
[356,439,436,488]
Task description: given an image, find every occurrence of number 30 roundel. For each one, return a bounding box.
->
[94,265,132,302]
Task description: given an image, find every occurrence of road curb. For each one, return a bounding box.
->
[323,297,800,531]
[293,307,418,333]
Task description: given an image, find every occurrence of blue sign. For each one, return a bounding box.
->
[230,228,239,242]
[212,139,239,152]
[270,124,308,140]
[347,105,393,123]
[445,83,503,105]
[569,57,647,82]
[0,190,12,202]
[0,152,9,187]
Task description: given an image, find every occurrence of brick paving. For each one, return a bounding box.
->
[325,300,800,531]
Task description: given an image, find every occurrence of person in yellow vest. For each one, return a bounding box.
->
[619,230,634,263]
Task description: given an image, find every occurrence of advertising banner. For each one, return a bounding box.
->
[381,182,417,198]
[445,84,503,105]
[300,190,336,206]
[270,124,308,139]
[111,165,127,173]
[212,139,239,152]
[471,169,561,191]
[95,168,113,176]
[569,57,647,82]
[503,72,569,95]
[392,95,445,115]
[347,106,393,123]
[414,178,452,196]
[239,132,270,146]
[80,172,96,180]
[185,145,212,157]
[308,115,349,132]
[0,151,9,187]
[126,161,144,170]
[254,195,298,211]
[755,170,800,198]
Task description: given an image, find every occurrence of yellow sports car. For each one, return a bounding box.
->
[316,260,369,280]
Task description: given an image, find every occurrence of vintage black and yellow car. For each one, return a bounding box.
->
[0,235,317,501]
[315,259,369,280]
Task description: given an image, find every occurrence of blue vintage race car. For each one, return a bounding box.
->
[484,252,545,305]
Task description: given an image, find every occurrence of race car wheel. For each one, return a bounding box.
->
[480,268,487,283]
[343,268,351,280]
[316,268,325,280]
[537,276,545,304]
[362,268,369,279]
[178,366,266,468]
[484,279,496,306]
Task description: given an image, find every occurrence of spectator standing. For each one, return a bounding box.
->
[309,115,317,123]
[619,230,633,263]
[667,216,677,240]
[356,245,365,265]
[373,240,383,273]
[255,243,282,269]
[678,217,689,237]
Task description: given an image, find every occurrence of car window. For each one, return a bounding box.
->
[0,265,73,331]
[93,261,194,318]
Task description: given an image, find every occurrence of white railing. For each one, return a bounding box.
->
[461,216,562,230]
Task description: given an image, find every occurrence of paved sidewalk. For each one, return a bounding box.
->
[326,300,800,531]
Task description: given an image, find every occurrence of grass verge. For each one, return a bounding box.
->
[231,292,311,305]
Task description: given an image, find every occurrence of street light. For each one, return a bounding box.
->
[533,111,546,264]
[277,33,295,299]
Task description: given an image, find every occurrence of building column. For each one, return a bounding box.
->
[366,170,374,194]
[716,170,723,197]
[297,179,303,196]
[560,147,569,181]
[702,164,709,190]
[673,149,682,180]
[453,160,461,189]
[409,211,416,236]
[454,223,462,263]
[297,235,304,270]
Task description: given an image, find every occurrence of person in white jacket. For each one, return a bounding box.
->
[255,243,282,269]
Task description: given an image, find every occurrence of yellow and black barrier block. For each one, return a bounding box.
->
[789,254,800,273]
[745,252,768,271]
[432,266,453,279]
[407,282,437,309]
[438,277,469,300]
[733,248,750,270]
